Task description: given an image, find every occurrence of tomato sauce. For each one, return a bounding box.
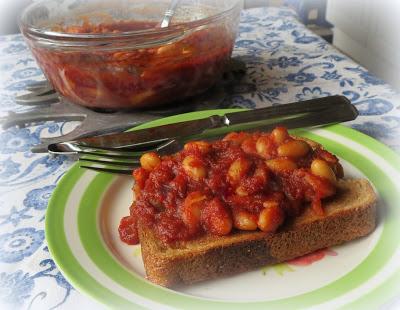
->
[119,127,343,246]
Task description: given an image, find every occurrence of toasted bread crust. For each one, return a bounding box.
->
[139,179,377,287]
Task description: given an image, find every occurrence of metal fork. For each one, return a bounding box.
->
[66,112,354,174]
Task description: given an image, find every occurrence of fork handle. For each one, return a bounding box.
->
[224,96,354,126]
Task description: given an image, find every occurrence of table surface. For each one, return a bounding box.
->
[0,7,399,310]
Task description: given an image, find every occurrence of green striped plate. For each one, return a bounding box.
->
[46,109,400,309]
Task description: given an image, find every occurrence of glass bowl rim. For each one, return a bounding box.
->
[18,0,243,42]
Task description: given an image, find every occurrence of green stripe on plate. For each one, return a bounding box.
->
[46,165,144,309]
[343,268,400,310]
[292,128,400,308]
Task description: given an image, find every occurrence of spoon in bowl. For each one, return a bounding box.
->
[160,0,181,28]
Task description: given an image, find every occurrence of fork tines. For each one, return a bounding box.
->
[78,150,139,174]
[78,152,139,174]
[78,139,182,174]
[79,164,134,175]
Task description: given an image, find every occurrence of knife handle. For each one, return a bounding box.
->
[223,95,354,126]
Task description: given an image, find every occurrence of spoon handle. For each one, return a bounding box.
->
[160,0,181,28]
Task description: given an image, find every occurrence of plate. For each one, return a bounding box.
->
[46,109,400,309]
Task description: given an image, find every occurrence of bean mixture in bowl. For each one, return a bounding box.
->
[30,21,235,109]
[119,127,343,245]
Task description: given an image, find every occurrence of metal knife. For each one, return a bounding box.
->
[48,95,358,154]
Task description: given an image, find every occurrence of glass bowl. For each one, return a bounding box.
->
[19,0,242,109]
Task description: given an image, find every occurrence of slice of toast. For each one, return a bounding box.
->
[139,178,377,287]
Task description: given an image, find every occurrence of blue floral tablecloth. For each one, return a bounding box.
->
[0,7,399,310]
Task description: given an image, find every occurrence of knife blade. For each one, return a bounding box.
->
[48,95,357,154]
